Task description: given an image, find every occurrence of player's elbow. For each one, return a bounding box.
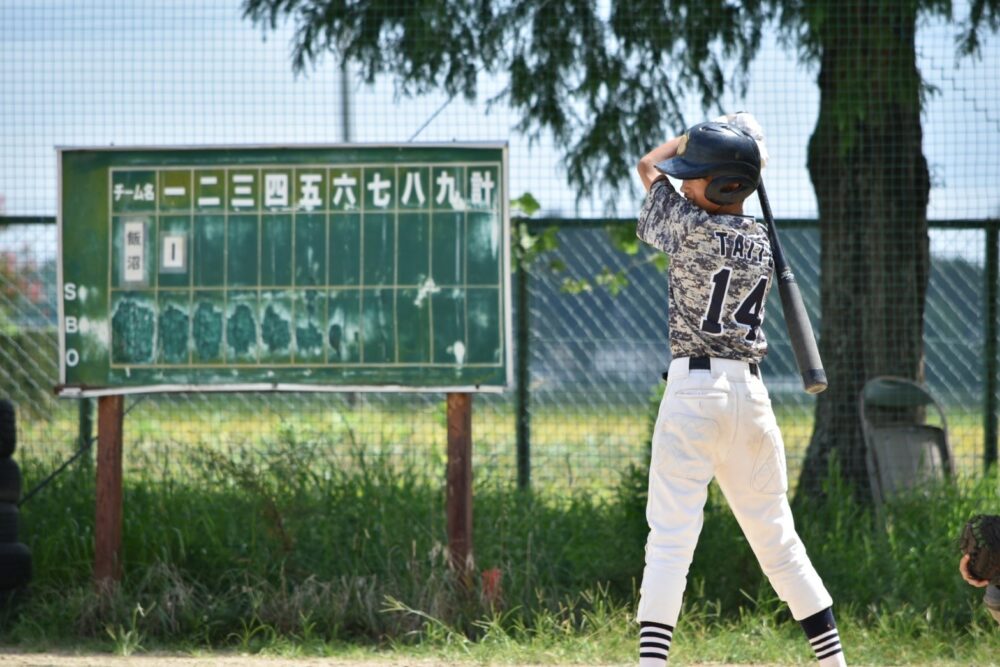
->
[637,157,658,191]
[637,154,655,175]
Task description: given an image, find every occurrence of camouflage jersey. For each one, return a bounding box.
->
[637,177,774,363]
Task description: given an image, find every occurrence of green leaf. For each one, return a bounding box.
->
[607,223,639,256]
[517,223,537,252]
[511,203,560,270]
[536,227,560,253]
[511,192,541,218]
[651,254,670,273]
[560,278,593,295]
[596,267,630,297]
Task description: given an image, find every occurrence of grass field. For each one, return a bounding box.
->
[2,425,998,665]
[15,394,992,494]
[6,383,997,664]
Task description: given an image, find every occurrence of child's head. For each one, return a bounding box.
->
[657,121,762,213]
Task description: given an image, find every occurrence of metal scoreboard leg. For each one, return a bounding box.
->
[95,395,125,590]
[446,392,473,572]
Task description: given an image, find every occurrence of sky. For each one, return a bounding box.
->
[1,0,998,262]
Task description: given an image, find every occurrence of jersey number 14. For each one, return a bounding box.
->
[701,267,768,341]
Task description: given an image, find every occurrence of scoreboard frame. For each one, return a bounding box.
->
[56,143,512,397]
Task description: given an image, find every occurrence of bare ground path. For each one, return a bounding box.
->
[0,655,771,667]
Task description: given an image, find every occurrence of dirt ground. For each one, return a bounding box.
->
[0,655,762,667]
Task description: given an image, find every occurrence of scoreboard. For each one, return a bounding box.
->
[57,145,510,396]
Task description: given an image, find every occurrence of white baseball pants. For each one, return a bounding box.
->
[637,357,833,626]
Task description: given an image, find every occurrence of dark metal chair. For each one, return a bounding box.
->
[859,376,954,508]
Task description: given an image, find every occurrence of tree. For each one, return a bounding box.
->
[796,2,930,496]
[243,0,1000,499]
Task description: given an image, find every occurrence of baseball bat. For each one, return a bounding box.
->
[757,180,828,394]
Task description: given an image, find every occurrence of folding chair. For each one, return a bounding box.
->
[859,376,954,508]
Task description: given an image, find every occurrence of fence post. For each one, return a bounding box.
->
[446,392,473,574]
[515,261,531,490]
[985,224,999,470]
[95,394,124,591]
[78,398,94,453]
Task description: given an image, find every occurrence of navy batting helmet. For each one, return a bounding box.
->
[655,122,761,205]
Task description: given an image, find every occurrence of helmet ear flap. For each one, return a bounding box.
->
[705,176,756,205]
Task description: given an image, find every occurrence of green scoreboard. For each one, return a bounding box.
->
[57,144,511,396]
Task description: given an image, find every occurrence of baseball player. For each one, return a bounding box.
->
[961,554,1000,625]
[959,515,1000,625]
[633,114,846,666]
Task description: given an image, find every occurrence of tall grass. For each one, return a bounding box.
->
[2,427,998,660]
[4,430,647,647]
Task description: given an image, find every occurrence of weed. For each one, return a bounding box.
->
[105,602,148,656]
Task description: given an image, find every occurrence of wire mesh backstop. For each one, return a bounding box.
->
[1,1,998,495]
[3,215,997,492]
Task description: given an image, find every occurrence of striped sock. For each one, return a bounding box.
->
[799,607,846,666]
[638,621,673,666]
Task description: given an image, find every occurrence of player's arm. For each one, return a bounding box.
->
[636,138,710,255]
[637,136,684,191]
[986,585,1000,624]
[961,554,990,588]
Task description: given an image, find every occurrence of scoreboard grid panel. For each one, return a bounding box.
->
[106,163,503,369]
[58,145,510,394]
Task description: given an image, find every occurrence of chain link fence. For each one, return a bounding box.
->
[2,216,995,492]
[1,1,998,495]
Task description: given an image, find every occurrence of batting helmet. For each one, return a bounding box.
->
[655,122,761,205]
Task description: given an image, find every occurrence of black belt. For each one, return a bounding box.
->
[662,356,759,381]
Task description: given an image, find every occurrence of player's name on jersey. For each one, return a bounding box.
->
[712,230,769,266]
[109,165,500,213]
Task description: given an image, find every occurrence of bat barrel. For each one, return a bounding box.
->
[802,369,829,395]
[778,279,828,394]
[761,180,828,395]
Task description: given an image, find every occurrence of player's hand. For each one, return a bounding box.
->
[715,111,764,139]
[960,553,990,587]
[637,135,685,192]
[714,111,769,168]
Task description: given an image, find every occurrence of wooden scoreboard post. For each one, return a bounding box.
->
[94,395,124,589]
[57,144,512,585]
[446,392,473,572]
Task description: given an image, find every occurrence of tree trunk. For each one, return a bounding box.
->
[795,2,930,501]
